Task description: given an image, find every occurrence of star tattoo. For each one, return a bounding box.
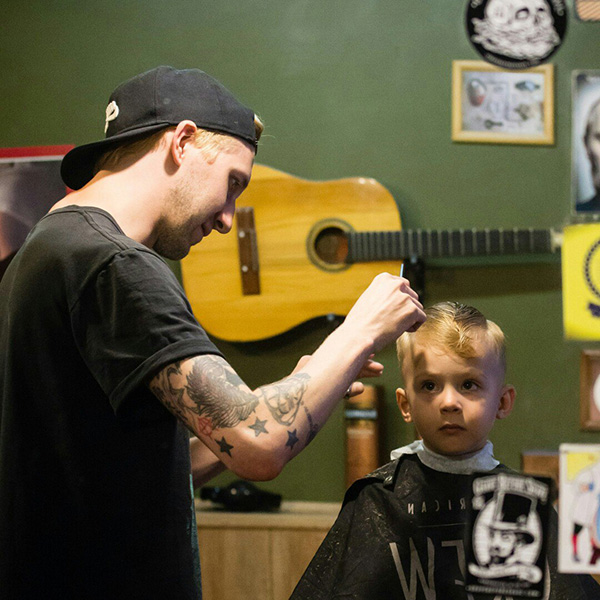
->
[217,436,234,457]
[248,417,268,437]
[286,429,299,450]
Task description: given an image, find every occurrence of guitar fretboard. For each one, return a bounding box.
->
[346,228,554,263]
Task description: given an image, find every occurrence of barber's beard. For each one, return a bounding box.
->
[153,183,196,260]
[153,225,190,260]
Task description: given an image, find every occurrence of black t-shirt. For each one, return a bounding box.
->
[291,455,600,600]
[0,206,223,599]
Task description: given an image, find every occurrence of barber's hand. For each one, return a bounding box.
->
[344,361,383,398]
[347,356,385,397]
[343,273,426,353]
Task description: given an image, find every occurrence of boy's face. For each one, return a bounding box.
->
[396,336,515,458]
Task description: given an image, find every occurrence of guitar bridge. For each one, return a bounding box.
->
[236,206,260,295]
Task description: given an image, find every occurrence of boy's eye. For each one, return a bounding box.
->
[421,381,436,391]
[462,380,478,391]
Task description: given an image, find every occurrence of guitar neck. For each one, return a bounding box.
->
[346,228,559,263]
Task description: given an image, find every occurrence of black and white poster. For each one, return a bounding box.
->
[572,71,600,214]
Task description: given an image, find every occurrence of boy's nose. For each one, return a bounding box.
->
[439,387,462,412]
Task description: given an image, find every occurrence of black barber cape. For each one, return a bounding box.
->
[290,454,600,600]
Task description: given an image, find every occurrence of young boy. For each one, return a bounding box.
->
[291,302,600,599]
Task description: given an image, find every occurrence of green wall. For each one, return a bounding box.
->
[3,1,600,502]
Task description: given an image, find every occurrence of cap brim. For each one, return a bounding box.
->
[60,123,171,190]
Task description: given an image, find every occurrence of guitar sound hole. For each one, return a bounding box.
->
[314,227,348,264]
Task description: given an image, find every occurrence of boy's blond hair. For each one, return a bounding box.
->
[396,301,506,375]
[94,115,264,174]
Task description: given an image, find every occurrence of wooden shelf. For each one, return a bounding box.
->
[196,500,340,600]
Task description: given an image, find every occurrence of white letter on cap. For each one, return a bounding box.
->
[104,101,119,133]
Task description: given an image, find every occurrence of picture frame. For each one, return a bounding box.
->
[580,349,600,431]
[572,70,600,214]
[521,450,559,489]
[575,0,600,21]
[558,444,600,574]
[451,60,554,145]
[0,145,72,282]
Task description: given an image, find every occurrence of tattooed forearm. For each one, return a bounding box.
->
[257,373,310,426]
[151,357,319,462]
[249,417,268,437]
[302,403,320,446]
[285,429,299,449]
[217,436,234,456]
[150,356,259,439]
[150,361,189,422]
[186,356,258,429]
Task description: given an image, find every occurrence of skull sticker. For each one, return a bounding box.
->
[466,0,568,69]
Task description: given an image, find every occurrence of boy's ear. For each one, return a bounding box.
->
[396,388,413,423]
[496,384,516,420]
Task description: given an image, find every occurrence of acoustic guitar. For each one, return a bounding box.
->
[180,165,561,342]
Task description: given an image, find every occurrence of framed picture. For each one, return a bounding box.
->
[580,349,600,431]
[572,71,600,214]
[0,145,72,281]
[575,0,600,21]
[521,450,559,489]
[558,444,600,574]
[451,60,554,145]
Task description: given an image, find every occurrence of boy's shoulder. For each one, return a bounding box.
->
[344,457,402,500]
[364,457,399,484]
[344,454,514,506]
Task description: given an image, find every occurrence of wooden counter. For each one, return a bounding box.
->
[196,500,340,600]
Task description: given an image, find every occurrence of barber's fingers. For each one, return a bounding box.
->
[398,276,422,303]
[401,296,427,333]
[357,358,384,379]
[344,381,365,399]
[403,292,425,314]
[405,320,424,333]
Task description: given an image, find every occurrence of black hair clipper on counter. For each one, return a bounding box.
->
[200,480,282,512]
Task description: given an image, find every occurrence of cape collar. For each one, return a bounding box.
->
[389,440,499,475]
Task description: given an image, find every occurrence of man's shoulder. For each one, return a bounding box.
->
[39,206,128,245]
[35,206,159,265]
[19,206,171,303]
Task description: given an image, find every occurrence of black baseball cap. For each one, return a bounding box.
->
[61,65,257,190]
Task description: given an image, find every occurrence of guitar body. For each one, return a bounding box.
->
[180,165,402,342]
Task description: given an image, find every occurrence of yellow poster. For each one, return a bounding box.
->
[563,224,600,340]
